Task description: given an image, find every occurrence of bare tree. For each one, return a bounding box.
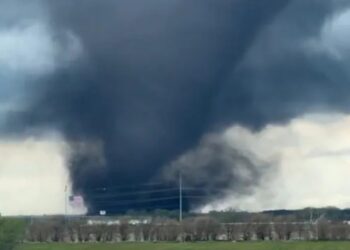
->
[224,223,241,241]
[274,216,295,240]
[182,218,195,241]
[317,218,331,240]
[251,214,272,241]
[330,222,349,240]
[141,223,152,241]
[119,219,129,241]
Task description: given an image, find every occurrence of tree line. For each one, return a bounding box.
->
[3,207,350,248]
[23,214,350,242]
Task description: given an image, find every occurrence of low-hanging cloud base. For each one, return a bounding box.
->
[203,112,350,212]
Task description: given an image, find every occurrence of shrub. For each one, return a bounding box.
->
[0,218,26,250]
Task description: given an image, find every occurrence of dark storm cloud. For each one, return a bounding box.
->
[164,134,269,207]
[0,0,44,27]
[213,0,350,129]
[5,0,350,213]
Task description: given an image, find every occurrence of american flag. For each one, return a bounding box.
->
[69,195,84,207]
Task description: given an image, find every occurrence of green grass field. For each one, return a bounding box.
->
[18,242,350,250]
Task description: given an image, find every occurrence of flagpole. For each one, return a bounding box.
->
[64,185,68,217]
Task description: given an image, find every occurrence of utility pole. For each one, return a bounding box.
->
[179,171,183,243]
[179,171,183,222]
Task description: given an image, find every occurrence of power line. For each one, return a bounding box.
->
[92,194,207,204]
[90,196,206,215]
[89,186,224,195]
[93,196,180,205]
[97,203,181,211]
[72,177,224,215]
[88,181,176,192]
[88,175,229,192]
[88,186,221,196]
[90,188,179,199]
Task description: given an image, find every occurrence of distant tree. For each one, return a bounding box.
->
[194,216,221,241]
[141,223,152,241]
[251,214,272,240]
[317,218,331,240]
[119,219,129,241]
[224,223,240,241]
[330,222,349,240]
[0,218,26,250]
[255,223,271,240]
[182,218,195,241]
[294,222,306,240]
[94,225,107,242]
[209,210,251,223]
[50,217,65,242]
[274,216,296,240]
[241,222,253,241]
[163,219,180,241]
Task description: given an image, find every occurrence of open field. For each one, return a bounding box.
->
[18,242,350,250]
